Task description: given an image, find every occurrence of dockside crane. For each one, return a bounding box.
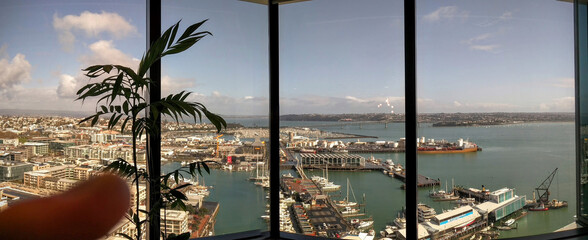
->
[535,168,558,204]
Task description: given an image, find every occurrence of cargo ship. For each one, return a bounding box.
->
[417,137,480,154]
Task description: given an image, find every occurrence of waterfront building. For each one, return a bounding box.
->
[161,209,190,238]
[473,187,526,222]
[421,205,483,239]
[300,153,365,168]
[417,203,436,222]
[395,223,430,240]
[0,161,33,182]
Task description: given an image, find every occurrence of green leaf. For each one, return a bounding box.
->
[178,19,208,42]
[116,233,134,240]
[174,183,191,190]
[202,162,210,174]
[103,65,113,73]
[189,163,196,175]
[167,20,181,49]
[91,115,99,126]
[166,232,190,240]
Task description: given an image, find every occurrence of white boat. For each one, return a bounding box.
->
[358,220,374,229]
[341,206,360,214]
[336,178,358,208]
[321,181,341,191]
[505,219,515,226]
[394,215,406,229]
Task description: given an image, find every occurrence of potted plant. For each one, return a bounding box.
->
[76,19,226,240]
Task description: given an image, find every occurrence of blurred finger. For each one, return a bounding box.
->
[0,174,130,240]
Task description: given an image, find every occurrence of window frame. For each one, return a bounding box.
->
[141,0,588,239]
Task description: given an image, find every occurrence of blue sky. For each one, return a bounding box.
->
[0,0,574,115]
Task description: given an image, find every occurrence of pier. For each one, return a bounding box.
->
[454,187,491,202]
[394,173,441,189]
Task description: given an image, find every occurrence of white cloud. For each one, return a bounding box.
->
[0,52,32,91]
[56,74,77,98]
[162,75,194,97]
[470,44,500,52]
[552,78,574,88]
[183,91,268,116]
[53,11,138,50]
[0,85,90,112]
[539,97,574,112]
[279,95,405,114]
[476,11,514,27]
[81,40,138,67]
[423,6,469,22]
[463,33,492,45]
[345,96,371,103]
[462,32,501,52]
[499,11,513,20]
[58,40,140,100]
[418,99,520,113]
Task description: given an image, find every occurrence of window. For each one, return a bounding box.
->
[161,0,269,237]
[279,0,405,238]
[2,0,588,239]
[417,1,576,238]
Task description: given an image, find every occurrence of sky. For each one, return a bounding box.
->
[0,0,575,116]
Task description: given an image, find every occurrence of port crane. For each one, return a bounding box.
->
[535,168,558,204]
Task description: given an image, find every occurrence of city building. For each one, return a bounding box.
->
[421,205,484,239]
[299,153,365,167]
[65,144,145,162]
[23,165,75,188]
[473,187,527,222]
[161,209,189,238]
[0,161,33,182]
[23,142,49,156]
[0,138,18,147]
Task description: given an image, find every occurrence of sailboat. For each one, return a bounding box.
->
[314,164,341,191]
[336,178,358,208]
[249,154,268,181]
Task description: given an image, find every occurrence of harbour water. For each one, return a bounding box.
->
[167,121,576,239]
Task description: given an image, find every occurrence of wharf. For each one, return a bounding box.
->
[454,187,491,202]
[302,164,384,171]
[282,178,353,238]
[393,172,441,189]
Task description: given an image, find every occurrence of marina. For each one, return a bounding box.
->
[163,121,575,239]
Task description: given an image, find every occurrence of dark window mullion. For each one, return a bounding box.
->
[404,0,418,239]
[269,0,280,238]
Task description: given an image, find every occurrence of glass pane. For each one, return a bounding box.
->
[578,0,588,225]
[0,0,147,239]
[280,0,405,238]
[161,0,268,237]
[417,0,576,238]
